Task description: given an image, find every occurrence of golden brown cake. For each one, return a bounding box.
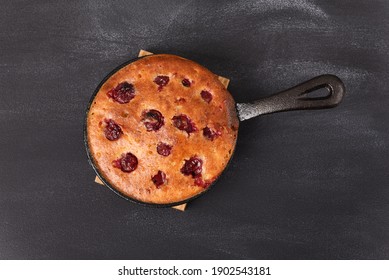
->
[86,54,239,204]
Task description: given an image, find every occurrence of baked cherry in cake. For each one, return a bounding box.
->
[152,171,167,188]
[156,142,172,156]
[141,109,164,131]
[172,114,197,135]
[104,119,123,141]
[86,54,239,204]
[107,82,135,104]
[200,90,212,103]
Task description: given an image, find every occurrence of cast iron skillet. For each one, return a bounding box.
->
[84,55,345,207]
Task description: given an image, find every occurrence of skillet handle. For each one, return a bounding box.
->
[236,74,345,121]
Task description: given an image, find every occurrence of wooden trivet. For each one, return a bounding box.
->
[94,50,230,211]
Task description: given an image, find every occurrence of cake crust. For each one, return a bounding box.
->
[86,54,239,204]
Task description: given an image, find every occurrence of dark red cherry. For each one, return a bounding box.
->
[157,142,172,156]
[203,126,221,141]
[104,119,123,141]
[141,109,164,131]
[113,153,138,173]
[154,75,169,91]
[180,156,203,178]
[200,90,212,103]
[107,82,135,104]
[152,171,167,188]
[182,78,191,87]
[194,177,211,188]
[172,114,197,135]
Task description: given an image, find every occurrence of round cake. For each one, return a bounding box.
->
[86,54,239,205]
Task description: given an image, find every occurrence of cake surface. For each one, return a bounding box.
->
[86,54,239,204]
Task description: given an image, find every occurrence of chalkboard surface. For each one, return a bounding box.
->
[0,0,388,259]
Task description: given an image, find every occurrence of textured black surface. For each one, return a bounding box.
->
[1,0,388,259]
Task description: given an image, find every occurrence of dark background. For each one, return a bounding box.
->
[0,0,388,259]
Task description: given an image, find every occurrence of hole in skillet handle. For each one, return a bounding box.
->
[236,74,346,121]
[301,85,331,100]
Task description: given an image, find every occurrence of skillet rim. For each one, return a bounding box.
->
[83,54,239,208]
